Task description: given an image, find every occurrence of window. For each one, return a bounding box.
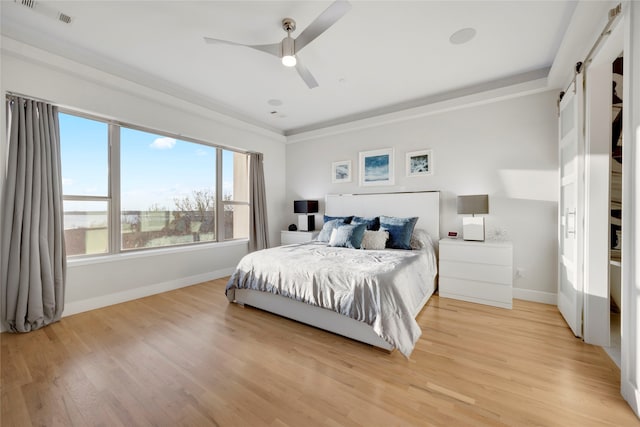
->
[120,127,218,250]
[59,111,250,257]
[59,113,110,256]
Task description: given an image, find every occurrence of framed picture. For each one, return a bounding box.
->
[359,148,394,186]
[406,149,433,177]
[331,160,352,183]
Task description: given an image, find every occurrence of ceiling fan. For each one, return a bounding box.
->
[204,0,351,89]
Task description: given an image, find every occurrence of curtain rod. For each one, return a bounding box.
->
[5,91,56,104]
[560,3,622,98]
[5,90,261,156]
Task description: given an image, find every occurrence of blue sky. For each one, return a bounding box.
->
[59,113,236,211]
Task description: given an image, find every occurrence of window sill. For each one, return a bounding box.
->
[67,239,249,267]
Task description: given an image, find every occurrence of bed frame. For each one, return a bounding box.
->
[233,191,441,351]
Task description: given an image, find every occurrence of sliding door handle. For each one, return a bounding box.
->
[566,209,576,237]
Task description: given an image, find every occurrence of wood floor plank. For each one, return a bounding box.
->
[1,278,638,426]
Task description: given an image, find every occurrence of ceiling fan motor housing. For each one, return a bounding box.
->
[281,36,295,58]
[282,18,296,33]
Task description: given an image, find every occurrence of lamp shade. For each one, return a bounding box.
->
[457,195,489,215]
[294,200,319,214]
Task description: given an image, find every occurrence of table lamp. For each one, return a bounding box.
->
[294,200,319,231]
[457,195,489,241]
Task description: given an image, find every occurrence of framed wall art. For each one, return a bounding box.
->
[359,148,394,186]
[406,149,433,177]
[331,160,352,183]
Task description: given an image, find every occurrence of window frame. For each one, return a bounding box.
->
[59,109,113,256]
[59,108,251,258]
[219,149,250,241]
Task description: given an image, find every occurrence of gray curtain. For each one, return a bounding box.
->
[1,96,66,332]
[248,152,269,252]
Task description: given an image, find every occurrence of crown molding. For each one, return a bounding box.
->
[285,69,550,144]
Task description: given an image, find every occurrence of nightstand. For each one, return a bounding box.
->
[438,238,513,309]
[280,230,319,245]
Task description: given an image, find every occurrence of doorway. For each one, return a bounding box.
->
[581,11,624,355]
[606,54,623,367]
[583,10,624,354]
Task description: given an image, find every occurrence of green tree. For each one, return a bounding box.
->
[173,189,216,233]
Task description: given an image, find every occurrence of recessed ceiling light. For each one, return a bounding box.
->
[267,99,283,106]
[449,27,476,45]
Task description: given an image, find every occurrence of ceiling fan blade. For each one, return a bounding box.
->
[295,58,319,89]
[294,0,351,53]
[204,37,280,57]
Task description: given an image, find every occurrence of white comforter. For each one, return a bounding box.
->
[225,242,437,356]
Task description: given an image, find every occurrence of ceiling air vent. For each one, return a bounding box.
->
[58,13,72,24]
[19,0,36,8]
[14,0,73,25]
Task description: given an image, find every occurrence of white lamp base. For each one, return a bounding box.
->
[298,215,316,231]
[463,216,485,241]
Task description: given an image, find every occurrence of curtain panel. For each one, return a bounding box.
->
[248,152,269,252]
[1,96,66,332]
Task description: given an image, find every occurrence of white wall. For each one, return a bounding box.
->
[286,90,558,300]
[0,37,287,315]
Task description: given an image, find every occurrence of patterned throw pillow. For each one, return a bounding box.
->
[379,216,419,250]
[323,215,353,224]
[316,219,344,242]
[328,223,367,249]
[351,216,380,231]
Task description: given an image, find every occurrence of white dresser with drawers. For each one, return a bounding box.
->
[438,239,513,309]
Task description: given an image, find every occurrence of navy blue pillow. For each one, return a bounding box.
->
[323,215,353,224]
[351,216,380,231]
[379,216,419,250]
[328,223,367,249]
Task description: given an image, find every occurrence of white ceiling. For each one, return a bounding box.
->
[1,1,577,136]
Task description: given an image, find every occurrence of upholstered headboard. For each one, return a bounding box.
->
[325,191,440,245]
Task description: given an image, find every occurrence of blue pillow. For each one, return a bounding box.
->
[379,216,418,249]
[328,223,367,249]
[316,219,344,242]
[323,215,353,224]
[351,216,380,231]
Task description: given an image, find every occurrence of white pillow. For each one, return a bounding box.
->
[361,230,389,250]
[410,228,434,250]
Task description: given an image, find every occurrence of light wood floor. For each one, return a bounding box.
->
[2,278,638,426]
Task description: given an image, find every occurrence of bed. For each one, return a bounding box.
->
[225,191,440,356]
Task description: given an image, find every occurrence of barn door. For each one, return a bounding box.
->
[558,74,585,338]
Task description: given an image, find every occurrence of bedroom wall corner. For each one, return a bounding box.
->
[285,90,559,299]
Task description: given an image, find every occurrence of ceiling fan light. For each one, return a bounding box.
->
[280,35,296,67]
[282,55,297,67]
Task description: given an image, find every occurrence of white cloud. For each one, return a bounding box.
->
[196,149,208,157]
[62,177,74,186]
[149,137,176,150]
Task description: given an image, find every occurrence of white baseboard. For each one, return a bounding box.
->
[513,287,556,305]
[622,378,640,419]
[63,268,234,318]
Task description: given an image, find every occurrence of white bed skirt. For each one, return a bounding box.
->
[233,277,435,352]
